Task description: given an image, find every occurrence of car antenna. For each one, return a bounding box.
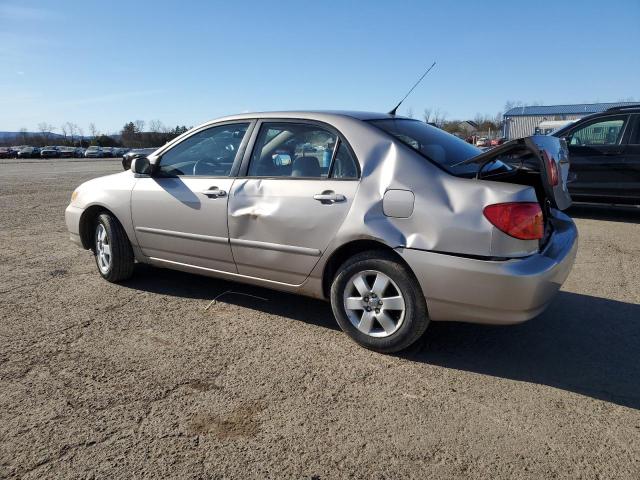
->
[388,61,436,116]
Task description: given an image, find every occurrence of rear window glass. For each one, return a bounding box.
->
[369,119,482,174]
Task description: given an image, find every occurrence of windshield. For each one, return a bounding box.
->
[368,118,486,175]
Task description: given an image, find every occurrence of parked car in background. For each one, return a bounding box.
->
[84,146,103,158]
[0,147,12,158]
[475,137,490,147]
[490,137,506,147]
[66,111,576,353]
[17,146,40,158]
[40,146,61,158]
[59,147,76,158]
[122,147,156,170]
[75,147,86,157]
[552,104,640,205]
[100,147,112,158]
[10,146,26,158]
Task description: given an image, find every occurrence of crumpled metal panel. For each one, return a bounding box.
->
[300,115,538,263]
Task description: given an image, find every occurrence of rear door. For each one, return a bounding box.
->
[131,122,252,272]
[227,120,360,285]
[563,114,631,199]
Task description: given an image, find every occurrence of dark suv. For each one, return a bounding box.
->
[553,105,640,205]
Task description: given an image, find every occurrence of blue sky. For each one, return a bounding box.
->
[1,0,639,134]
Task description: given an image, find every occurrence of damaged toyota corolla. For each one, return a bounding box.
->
[65,111,577,352]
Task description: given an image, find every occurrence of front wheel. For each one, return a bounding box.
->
[94,213,134,282]
[330,251,429,353]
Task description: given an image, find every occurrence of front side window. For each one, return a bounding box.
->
[158,123,249,176]
[248,122,341,178]
[567,116,627,146]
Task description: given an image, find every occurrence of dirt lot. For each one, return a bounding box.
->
[1,158,639,479]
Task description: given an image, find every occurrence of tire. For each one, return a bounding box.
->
[93,212,134,282]
[330,250,429,353]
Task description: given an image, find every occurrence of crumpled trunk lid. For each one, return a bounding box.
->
[459,135,572,210]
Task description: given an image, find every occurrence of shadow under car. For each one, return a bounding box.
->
[122,265,640,410]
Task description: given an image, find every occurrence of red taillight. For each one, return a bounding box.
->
[483,202,544,240]
[542,149,559,186]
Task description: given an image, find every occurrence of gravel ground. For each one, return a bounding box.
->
[1,158,639,479]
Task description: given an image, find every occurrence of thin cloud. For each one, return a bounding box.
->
[60,89,167,107]
[0,4,62,21]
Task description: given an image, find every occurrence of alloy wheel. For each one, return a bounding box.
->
[95,223,112,274]
[343,270,406,338]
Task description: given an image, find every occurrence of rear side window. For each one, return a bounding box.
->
[369,119,482,174]
[330,142,358,179]
[247,122,358,179]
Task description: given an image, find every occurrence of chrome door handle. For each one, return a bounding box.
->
[313,192,346,203]
[201,188,226,197]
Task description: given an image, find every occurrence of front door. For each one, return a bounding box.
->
[622,114,640,202]
[228,121,360,285]
[131,122,252,272]
[565,114,631,199]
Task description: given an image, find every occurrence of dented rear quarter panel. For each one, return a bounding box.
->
[297,115,541,292]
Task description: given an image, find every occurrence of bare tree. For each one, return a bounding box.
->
[19,128,28,145]
[60,123,69,144]
[431,108,447,128]
[504,100,526,112]
[423,108,433,123]
[37,122,55,144]
[89,123,99,139]
[76,126,85,146]
[405,108,414,119]
[148,119,164,133]
[64,122,78,145]
[134,120,145,133]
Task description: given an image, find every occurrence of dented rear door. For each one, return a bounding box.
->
[227,178,358,285]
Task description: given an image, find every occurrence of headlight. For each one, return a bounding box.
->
[70,190,78,202]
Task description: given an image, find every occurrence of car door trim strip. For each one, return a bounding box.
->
[135,226,228,244]
[230,238,321,257]
[148,257,301,287]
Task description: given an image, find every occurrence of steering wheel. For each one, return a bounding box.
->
[193,158,217,175]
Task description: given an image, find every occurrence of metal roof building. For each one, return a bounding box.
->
[502,102,638,140]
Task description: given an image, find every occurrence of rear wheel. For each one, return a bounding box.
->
[330,251,429,353]
[94,213,134,282]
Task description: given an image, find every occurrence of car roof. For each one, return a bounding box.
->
[203,110,409,124]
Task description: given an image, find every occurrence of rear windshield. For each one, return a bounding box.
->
[368,118,483,174]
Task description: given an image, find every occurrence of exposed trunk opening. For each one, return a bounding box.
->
[455,136,571,249]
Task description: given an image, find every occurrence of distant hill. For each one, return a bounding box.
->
[0,131,65,141]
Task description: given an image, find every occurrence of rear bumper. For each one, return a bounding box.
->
[398,211,578,325]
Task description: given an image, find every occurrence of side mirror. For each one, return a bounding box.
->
[131,157,151,175]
